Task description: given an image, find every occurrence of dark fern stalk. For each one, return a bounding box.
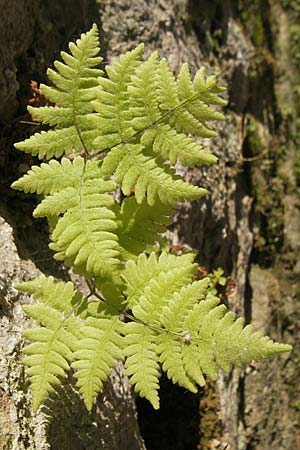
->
[12,24,292,412]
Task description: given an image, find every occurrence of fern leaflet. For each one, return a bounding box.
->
[48,176,121,280]
[16,276,82,411]
[123,251,197,309]
[72,315,124,411]
[123,322,160,409]
[116,197,173,259]
[14,24,102,159]
[94,46,225,205]
[158,284,292,386]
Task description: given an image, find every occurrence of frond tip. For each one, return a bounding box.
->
[15,23,102,159]
[125,276,292,401]
[157,286,292,387]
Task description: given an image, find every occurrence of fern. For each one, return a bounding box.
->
[123,322,160,409]
[48,175,120,280]
[95,45,225,205]
[14,24,102,159]
[16,276,82,411]
[72,315,124,410]
[123,276,290,407]
[123,251,197,309]
[116,197,173,260]
[12,24,292,413]
[11,157,86,194]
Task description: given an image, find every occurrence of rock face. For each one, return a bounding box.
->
[1,1,299,449]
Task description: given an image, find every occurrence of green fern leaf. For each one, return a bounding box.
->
[156,58,179,111]
[16,276,81,411]
[13,155,122,281]
[12,157,87,195]
[34,187,79,218]
[177,64,226,118]
[132,272,204,328]
[212,312,292,370]
[49,177,121,280]
[157,280,212,388]
[15,128,99,160]
[123,322,160,409]
[72,316,124,410]
[129,56,226,145]
[116,197,173,259]
[128,51,161,128]
[181,296,220,385]
[157,60,223,138]
[157,283,292,389]
[12,26,292,414]
[102,143,206,205]
[14,24,102,159]
[98,51,226,204]
[144,124,217,166]
[122,254,201,404]
[92,44,144,151]
[16,275,81,315]
[123,251,197,309]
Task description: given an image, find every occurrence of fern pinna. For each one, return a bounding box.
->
[12,24,291,412]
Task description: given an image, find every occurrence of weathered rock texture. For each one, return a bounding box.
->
[1,0,299,449]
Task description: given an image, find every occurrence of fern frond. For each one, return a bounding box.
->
[177,65,226,116]
[48,177,121,280]
[157,280,212,387]
[12,26,292,414]
[92,44,200,207]
[12,157,86,195]
[116,197,173,259]
[173,64,226,137]
[72,316,124,410]
[92,44,144,151]
[130,57,226,140]
[101,143,206,206]
[15,24,102,159]
[16,275,82,315]
[13,155,122,281]
[96,50,226,205]
[157,284,292,389]
[34,187,78,218]
[123,251,197,309]
[15,128,99,160]
[123,322,160,409]
[128,51,160,128]
[16,276,81,411]
[122,255,201,404]
[143,124,218,166]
